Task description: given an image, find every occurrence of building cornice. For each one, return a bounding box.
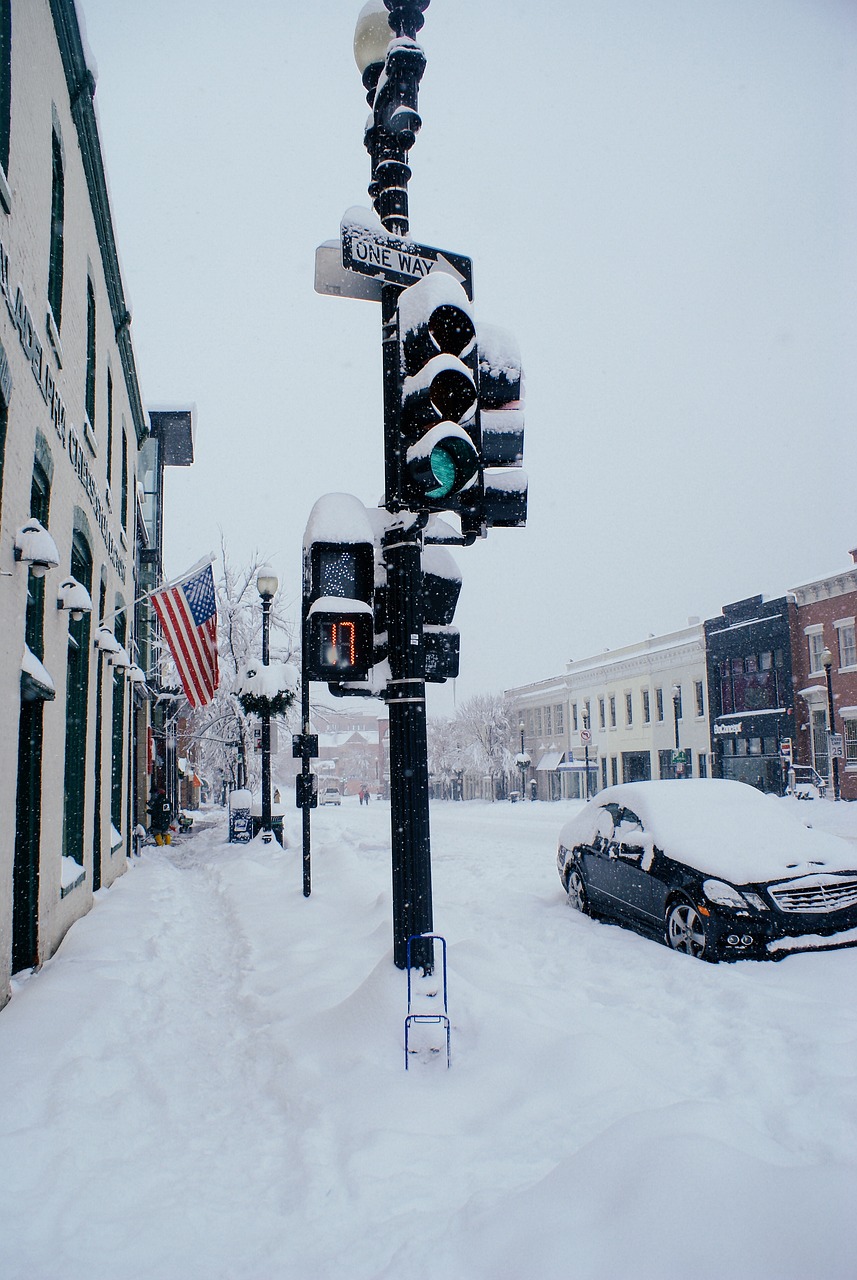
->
[790,567,857,606]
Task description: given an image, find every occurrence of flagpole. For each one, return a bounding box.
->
[96,554,216,628]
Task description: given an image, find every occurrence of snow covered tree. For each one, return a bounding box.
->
[427,715,468,799]
[180,542,299,802]
[455,693,517,800]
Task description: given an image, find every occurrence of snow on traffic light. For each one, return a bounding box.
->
[302,494,375,685]
[392,272,480,513]
[462,322,528,536]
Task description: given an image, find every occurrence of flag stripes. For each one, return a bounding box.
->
[151,561,219,708]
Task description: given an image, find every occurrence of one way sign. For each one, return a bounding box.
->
[339,206,473,299]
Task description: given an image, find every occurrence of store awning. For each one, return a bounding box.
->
[21,645,56,702]
[535,751,564,772]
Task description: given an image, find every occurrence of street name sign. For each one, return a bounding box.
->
[340,209,473,299]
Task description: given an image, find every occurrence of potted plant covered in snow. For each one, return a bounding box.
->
[233,660,299,719]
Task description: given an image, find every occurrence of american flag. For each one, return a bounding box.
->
[151,560,219,708]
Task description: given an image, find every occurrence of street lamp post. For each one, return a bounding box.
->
[672,684,682,777]
[582,710,591,800]
[821,647,840,801]
[257,567,279,837]
[517,721,530,800]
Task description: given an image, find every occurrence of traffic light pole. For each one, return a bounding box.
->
[369,2,433,974]
[381,275,433,967]
[383,519,434,971]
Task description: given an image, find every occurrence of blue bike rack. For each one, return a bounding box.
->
[404,933,450,1070]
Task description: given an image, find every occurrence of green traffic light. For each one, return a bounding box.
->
[423,435,478,500]
[427,445,456,498]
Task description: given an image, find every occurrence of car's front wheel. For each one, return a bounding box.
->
[665,900,714,960]
[567,866,589,915]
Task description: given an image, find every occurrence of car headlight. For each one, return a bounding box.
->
[702,879,749,910]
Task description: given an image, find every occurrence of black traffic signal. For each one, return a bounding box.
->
[391,273,480,513]
[295,773,318,809]
[303,494,375,684]
[373,538,462,684]
[422,544,461,682]
[467,323,527,534]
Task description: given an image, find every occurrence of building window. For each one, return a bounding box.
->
[720,653,780,714]
[807,628,825,675]
[625,692,633,726]
[599,698,605,730]
[656,687,664,721]
[63,533,93,868]
[571,703,578,732]
[673,686,683,720]
[534,708,542,736]
[111,605,127,833]
[601,758,608,789]
[555,704,564,734]
[844,718,857,764]
[48,130,65,328]
[837,622,857,670]
[0,399,7,522]
[544,706,552,735]
[609,695,616,729]
[120,424,128,530]
[25,462,51,660]
[611,756,618,785]
[106,368,114,489]
[85,278,96,430]
[0,0,10,183]
[698,753,708,778]
[583,700,591,730]
[695,680,705,718]
[719,661,734,715]
[642,689,650,724]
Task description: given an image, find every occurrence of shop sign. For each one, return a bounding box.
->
[0,237,125,580]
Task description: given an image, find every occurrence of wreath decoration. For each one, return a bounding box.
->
[236,687,296,718]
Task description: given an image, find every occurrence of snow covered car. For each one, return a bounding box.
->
[557,779,857,961]
[320,786,342,806]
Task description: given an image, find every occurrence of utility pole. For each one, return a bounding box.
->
[308,0,527,970]
[360,0,434,971]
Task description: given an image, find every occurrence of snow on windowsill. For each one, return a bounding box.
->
[61,856,85,897]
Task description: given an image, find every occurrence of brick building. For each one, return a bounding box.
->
[791,555,857,800]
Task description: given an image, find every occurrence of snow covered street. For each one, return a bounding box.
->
[1,797,856,1279]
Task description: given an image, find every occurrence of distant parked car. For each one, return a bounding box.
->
[557,779,857,962]
[320,785,342,806]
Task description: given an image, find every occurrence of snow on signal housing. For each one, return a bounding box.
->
[465,322,528,532]
[395,273,481,511]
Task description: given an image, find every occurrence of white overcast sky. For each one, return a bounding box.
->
[78,0,857,708]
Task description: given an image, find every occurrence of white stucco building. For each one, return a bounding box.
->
[0,0,151,1002]
[507,623,711,799]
